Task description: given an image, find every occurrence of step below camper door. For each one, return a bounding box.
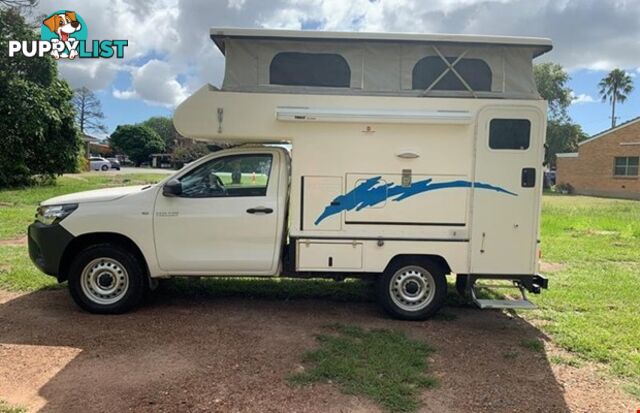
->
[470,107,544,275]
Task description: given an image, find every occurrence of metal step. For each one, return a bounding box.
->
[470,281,537,310]
[474,298,537,310]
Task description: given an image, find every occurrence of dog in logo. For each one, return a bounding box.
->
[42,11,82,59]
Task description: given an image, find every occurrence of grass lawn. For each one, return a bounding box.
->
[0,400,25,413]
[289,324,436,413]
[527,195,640,394]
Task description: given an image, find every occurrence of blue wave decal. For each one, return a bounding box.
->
[314,176,517,225]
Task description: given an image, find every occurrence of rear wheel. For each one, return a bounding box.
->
[377,259,447,320]
[68,244,146,314]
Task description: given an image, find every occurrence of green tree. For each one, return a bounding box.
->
[172,143,211,168]
[534,63,588,167]
[0,7,80,187]
[545,120,588,166]
[109,125,165,166]
[533,63,572,121]
[598,68,634,128]
[141,116,176,150]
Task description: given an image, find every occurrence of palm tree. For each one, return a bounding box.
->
[598,69,634,128]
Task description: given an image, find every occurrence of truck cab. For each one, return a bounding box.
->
[153,147,289,276]
[29,28,551,319]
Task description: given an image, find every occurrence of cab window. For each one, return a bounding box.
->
[179,154,272,198]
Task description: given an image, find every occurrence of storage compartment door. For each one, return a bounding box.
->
[297,241,363,271]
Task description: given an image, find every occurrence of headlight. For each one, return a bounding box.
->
[36,204,78,225]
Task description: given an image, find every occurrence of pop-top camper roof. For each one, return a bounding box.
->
[210,28,552,100]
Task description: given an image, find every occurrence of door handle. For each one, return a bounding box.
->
[247,207,273,214]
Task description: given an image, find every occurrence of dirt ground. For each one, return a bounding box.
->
[0,288,636,413]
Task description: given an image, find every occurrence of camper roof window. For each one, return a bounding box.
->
[412,56,492,92]
[270,52,351,88]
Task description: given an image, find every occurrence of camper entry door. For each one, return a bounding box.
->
[470,106,544,275]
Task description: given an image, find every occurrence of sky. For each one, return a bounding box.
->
[31,0,640,138]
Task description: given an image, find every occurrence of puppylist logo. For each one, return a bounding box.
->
[8,10,127,60]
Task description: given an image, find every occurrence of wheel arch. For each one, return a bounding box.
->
[383,254,452,275]
[58,232,150,283]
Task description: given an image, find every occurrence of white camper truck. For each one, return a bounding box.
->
[28,28,551,320]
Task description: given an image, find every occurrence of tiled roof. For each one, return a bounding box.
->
[579,115,640,146]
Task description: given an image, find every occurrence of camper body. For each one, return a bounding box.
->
[28,28,551,319]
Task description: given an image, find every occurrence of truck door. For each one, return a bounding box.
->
[470,106,544,275]
[153,150,281,274]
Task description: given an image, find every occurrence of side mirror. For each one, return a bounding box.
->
[163,179,183,197]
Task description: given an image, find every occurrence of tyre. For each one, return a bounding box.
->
[377,259,447,320]
[101,164,109,171]
[68,244,146,314]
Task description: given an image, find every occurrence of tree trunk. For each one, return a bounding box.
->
[611,93,617,128]
[79,94,86,133]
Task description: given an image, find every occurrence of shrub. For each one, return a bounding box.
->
[556,182,574,194]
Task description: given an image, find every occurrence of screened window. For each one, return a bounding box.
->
[412,56,492,91]
[179,154,272,198]
[614,156,639,177]
[489,119,531,150]
[269,52,350,88]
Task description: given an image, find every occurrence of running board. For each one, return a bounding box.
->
[470,282,537,310]
[473,298,537,310]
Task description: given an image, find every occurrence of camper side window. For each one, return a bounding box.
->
[179,154,272,198]
[270,52,351,88]
[489,119,531,150]
[412,56,492,92]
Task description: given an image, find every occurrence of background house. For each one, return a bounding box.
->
[556,117,640,199]
[82,133,112,158]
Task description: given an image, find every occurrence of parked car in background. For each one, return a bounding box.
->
[107,158,121,170]
[89,157,111,171]
[544,170,556,188]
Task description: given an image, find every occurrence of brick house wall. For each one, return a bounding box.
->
[556,118,640,200]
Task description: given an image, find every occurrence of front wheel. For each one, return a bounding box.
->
[101,165,109,171]
[377,259,447,320]
[68,244,146,314]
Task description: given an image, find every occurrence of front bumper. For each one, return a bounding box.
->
[28,222,74,277]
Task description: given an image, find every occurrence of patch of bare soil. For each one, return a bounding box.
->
[540,261,566,273]
[0,289,636,413]
[0,236,27,246]
[546,346,635,413]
